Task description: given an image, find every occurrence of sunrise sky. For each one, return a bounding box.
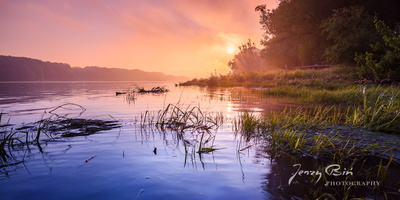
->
[0,0,278,78]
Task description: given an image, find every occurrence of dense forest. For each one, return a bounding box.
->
[231,0,400,81]
[0,55,187,81]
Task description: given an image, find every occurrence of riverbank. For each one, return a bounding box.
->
[180,66,400,103]
[179,66,400,198]
[179,66,400,133]
[233,108,400,199]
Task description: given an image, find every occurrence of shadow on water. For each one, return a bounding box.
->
[237,129,400,200]
[260,152,400,199]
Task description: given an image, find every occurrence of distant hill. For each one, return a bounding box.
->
[0,55,187,81]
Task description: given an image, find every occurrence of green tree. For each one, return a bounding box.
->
[321,6,380,66]
[255,0,344,68]
[228,39,265,73]
[355,19,400,81]
[255,0,400,69]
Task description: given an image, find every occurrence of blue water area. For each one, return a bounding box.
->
[1,81,298,200]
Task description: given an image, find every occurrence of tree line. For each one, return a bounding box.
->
[0,55,187,81]
[230,0,400,81]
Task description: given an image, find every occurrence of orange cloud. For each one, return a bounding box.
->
[0,0,278,78]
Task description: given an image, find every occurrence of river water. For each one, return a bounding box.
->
[0,81,305,200]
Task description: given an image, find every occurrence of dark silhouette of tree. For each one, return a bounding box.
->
[0,55,187,81]
[356,19,400,81]
[0,56,72,81]
[228,39,265,73]
[255,0,400,69]
[255,0,342,68]
[321,6,380,66]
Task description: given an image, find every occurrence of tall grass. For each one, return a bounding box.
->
[233,111,264,141]
[233,86,400,160]
[179,66,356,88]
[155,103,223,133]
[138,102,225,156]
[353,87,400,133]
[263,86,400,133]
[233,107,398,199]
[179,66,400,107]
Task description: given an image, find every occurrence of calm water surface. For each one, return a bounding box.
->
[0,81,302,200]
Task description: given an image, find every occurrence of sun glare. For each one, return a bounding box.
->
[227,47,235,54]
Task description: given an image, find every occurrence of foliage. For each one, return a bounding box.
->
[355,19,400,81]
[0,55,72,81]
[180,66,356,89]
[255,0,342,68]
[320,6,380,66]
[228,39,265,73]
[0,55,186,81]
[255,0,400,69]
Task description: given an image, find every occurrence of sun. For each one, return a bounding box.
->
[227,47,235,54]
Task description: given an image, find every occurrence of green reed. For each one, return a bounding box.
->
[138,102,224,155]
[233,89,399,161]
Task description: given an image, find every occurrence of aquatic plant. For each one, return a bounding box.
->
[138,102,225,166]
[155,103,222,133]
[0,129,16,162]
[233,111,266,142]
[15,104,123,138]
[0,103,122,169]
[133,84,169,94]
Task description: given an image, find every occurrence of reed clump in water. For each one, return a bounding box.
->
[139,102,225,161]
[15,103,122,138]
[155,103,223,133]
[117,84,170,94]
[116,84,170,104]
[133,84,169,94]
[0,103,122,169]
[156,103,224,153]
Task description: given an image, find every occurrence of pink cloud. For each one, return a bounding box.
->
[0,0,278,77]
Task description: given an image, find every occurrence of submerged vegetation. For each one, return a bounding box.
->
[138,102,224,156]
[0,103,121,169]
[133,84,169,94]
[116,84,170,104]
